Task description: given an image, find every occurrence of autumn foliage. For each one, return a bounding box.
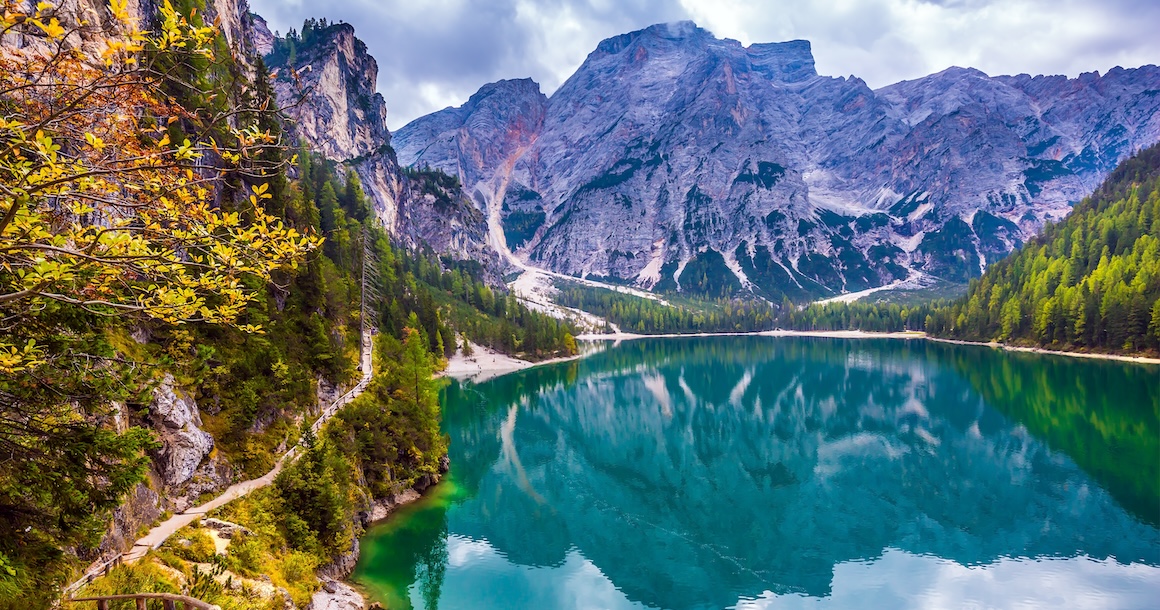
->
[0,1,318,602]
[0,0,320,371]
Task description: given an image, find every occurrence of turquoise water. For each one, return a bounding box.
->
[352,337,1160,609]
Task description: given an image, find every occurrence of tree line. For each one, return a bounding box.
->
[555,283,778,334]
[777,144,1160,355]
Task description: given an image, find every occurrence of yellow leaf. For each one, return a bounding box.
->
[36,17,66,40]
[84,132,105,150]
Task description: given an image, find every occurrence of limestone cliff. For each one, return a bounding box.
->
[395,22,1160,299]
[263,24,500,273]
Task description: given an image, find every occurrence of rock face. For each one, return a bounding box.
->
[149,375,214,487]
[306,580,364,610]
[6,0,264,76]
[249,11,274,57]
[395,21,1160,299]
[264,25,500,274]
[271,23,390,162]
[98,483,162,560]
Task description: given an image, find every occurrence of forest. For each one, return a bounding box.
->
[0,6,570,606]
[778,144,1160,355]
[555,282,778,333]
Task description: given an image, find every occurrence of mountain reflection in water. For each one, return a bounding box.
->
[353,337,1160,610]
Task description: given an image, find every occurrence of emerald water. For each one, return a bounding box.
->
[351,337,1160,609]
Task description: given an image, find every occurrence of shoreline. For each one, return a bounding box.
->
[575,329,928,341]
[439,340,590,383]
[443,330,1157,382]
[348,326,1157,605]
[923,335,1160,365]
[587,328,1160,365]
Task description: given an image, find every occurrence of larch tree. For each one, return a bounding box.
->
[0,0,319,596]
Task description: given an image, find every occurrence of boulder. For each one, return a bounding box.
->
[306,580,364,610]
[149,374,214,487]
[201,518,254,539]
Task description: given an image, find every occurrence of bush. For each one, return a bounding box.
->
[168,527,217,563]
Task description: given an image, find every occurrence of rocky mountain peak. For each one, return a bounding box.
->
[395,21,1160,300]
[267,21,389,161]
[469,78,544,107]
[593,20,707,56]
[746,39,817,82]
[260,17,501,274]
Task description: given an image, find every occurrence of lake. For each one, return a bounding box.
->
[351,337,1160,609]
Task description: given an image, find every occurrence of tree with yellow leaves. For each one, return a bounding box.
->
[0,2,319,602]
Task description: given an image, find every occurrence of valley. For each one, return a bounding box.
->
[0,2,1157,609]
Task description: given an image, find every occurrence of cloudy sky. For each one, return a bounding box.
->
[249,0,1160,130]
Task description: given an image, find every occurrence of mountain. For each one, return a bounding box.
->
[263,21,500,274]
[779,144,1160,355]
[922,143,1160,352]
[394,21,1160,300]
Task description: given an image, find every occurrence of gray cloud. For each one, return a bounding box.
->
[248,0,1160,129]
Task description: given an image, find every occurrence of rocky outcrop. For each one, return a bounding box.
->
[316,538,360,582]
[307,580,365,610]
[262,23,501,276]
[270,23,389,162]
[149,374,214,487]
[366,489,421,523]
[249,11,274,57]
[201,518,254,539]
[363,457,447,523]
[395,21,1160,299]
[139,374,234,513]
[97,482,162,559]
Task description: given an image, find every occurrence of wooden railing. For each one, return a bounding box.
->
[60,555,124,598]
[64,593,219,610]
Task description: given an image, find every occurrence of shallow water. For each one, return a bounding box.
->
[352,337,1160,609]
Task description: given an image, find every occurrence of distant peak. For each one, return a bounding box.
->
[748,39,812,55]
[594,20,708,55]
[934,66,990,79]
[746,39,817,83]
[471,78,544,101]
[644,20,701,39]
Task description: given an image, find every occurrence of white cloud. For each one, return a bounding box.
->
[248,0,1160,129]
[735,548,1160,609]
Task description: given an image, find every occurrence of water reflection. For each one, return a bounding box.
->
[354,337,1160,610]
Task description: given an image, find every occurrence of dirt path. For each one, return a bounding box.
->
[66,331,374,592]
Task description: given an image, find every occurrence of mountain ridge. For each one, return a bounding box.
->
[263,20,502,277]
[394,21,1160,300]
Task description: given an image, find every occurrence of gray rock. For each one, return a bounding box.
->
[265,24,501,277]
[250,11,274,57]
[99,483,162,557]
[201,518,254,539]
[306,581,364,610]
[394,22,1160,298]
[316,538,360,581]
[271,23,389,162]
[149,375,214,487]
[366,489,421,523]
[171,454,232,513]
